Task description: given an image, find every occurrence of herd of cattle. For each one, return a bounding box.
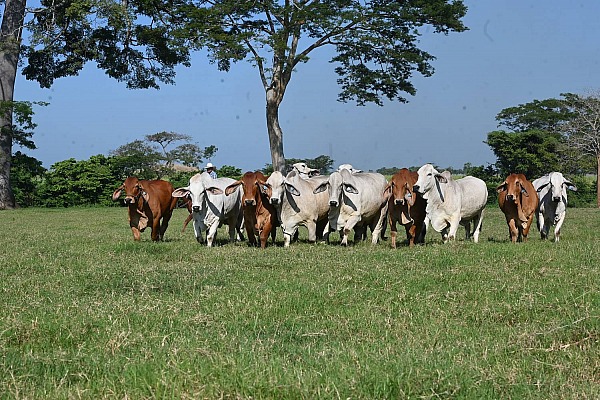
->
[111,163,578,247]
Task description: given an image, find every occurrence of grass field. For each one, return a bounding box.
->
[0,206,599,399]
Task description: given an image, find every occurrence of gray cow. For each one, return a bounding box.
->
[533,172,577,242]
[264,170,330,246]
[172,172,244,246]
[314,169,388,245]
[413,164,487,243]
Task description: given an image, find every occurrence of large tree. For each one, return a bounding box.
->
[177,1,467,172]
[1,0,466,208]
[0,0,189,209]
[559,91,600,207]
[485,96,575,178]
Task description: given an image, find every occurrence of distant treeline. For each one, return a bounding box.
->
[11,152,597,208]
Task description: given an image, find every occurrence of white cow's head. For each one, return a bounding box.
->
[338,163,362,173]
[264,171,286,205]
[413,164,448,199]
[313,169,358,208]
[537,172,577,203]
[172,172,223,213]
[292,162,320,178]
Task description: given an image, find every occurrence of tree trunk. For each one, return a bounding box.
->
[266,86,285,173]
[0,0,26,209]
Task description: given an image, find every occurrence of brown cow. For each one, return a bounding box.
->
[497,173,539,243]
[112,177,177,241]
[225,171,278,248]
[384,168,427,248]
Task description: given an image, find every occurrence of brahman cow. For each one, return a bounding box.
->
[384,168,427,248]
[112,177,177,241]
[265,170,330,246]
[338,163,362,173]
[533,172,577,242]
[291,162,320,179]
[497,173,539,243]
[172,172,244,247]
[225,171,278,248]
[413,164,487,243]
[313,169,388,245]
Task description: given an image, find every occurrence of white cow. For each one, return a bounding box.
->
[291,162,320,179]
[413,164,487,243]
[172,172,244,246]
[337,163,362,173]
[314,169,388,245]
[533,172,577,242]
[265,170,330,246]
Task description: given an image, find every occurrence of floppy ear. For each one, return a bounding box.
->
[313,182,329,194]
[257,179,270,195]
[172,187,190,198]
[383,182,392,196]
[112,185,124,201]
[496,182,507,193]
[435,174,448,184]
[564,180,578,191]
[405,184,415,206]
[285,183,301,196]
[207,187,224,195]
[343,183,359,194]
[225,181,242,196]
[138,184,149,202]
[520,183,529,197]
[536,182,550,192]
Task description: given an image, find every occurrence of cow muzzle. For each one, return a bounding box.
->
[552,196,561,203]
[329,200,338,207]
[192,206,201,212]
[124,196,135,204]
[506,194,515,201]
[394,198,405,206]
[270,198,279,205]
[245,199,256,206]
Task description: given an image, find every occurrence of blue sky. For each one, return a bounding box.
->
[15,1,600,172]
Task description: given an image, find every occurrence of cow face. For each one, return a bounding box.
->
[112,176,149,205]
[538,172,577,203]
[225,171,266,207]
[496,174,529,205]
[313,170,359,208]
[413,164,447,196]
[265,171,285,205]
[172,173,223,213]
[387,172,417,207]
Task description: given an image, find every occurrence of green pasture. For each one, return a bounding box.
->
[0,207,598,399]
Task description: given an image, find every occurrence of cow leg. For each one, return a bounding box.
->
[543,216,552,241]
[507,219,518,243]
[554,214,565,242]
[463,221,471,241]
[160,211,173,241]
[447,216,460,242]
[193,220,205,244]
[539,214,548,240]
[390,220,398,249]
[522,217,534,242]
[472,210,484,243]
[131,226,141,241]
[353,225,366,244]
[206,223,219,247]
[259,224,272,249]
[306,221,318,243]
[150,219,161,241]
[404,223,414,248]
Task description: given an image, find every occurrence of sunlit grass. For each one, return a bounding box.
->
[0,206,598,398]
